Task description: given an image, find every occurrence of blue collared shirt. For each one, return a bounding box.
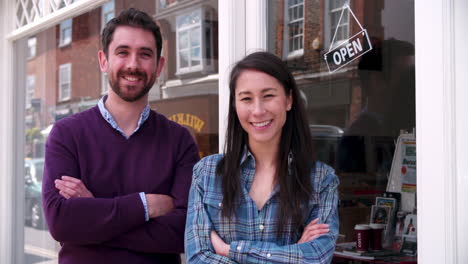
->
[185,152,340,264]
[97,96,151,221]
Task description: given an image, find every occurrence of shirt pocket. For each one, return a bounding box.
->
[202,191,224,224]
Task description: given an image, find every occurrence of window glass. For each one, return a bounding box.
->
[101,1,115,95]
[21,1,218,263]
[26,76,35,110]
[59,19,72,46]
[176,9,206,73]
[269,0,416,257]
[27,37,36,59]
[285,0,304,57]
[58,63,71,101]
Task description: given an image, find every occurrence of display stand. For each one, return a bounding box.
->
[386,131,416,212]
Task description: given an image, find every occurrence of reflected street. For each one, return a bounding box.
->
[24,226,59,264]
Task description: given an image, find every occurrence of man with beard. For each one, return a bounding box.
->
[42,8,199,264]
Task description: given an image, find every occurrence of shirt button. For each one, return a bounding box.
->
[218,203,222,207]
[237,246,242,251]
[259,224,264,230]
[267,253,271,258]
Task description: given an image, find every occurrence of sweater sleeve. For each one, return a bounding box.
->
[42,123,147,244]
[101,127,200,253]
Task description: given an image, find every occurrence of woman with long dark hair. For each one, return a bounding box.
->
[185,51,339,263]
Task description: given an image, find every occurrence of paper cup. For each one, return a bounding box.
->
[355,224,370,252]
[369,223,385,251]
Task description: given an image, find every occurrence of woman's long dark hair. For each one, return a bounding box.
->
[216,51,316,239]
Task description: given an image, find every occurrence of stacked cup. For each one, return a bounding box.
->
[369,223,385,251]
[355,224,385,252]
[354,224,370,252]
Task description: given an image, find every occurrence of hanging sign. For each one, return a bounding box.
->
[324,5,373,73]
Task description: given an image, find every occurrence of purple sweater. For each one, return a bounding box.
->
[42,106,199,264]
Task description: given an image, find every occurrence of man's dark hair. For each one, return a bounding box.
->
[101,8,162,61]
[217,51,316,239]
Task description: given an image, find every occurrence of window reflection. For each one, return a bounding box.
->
[268,0,416,254]
[22,1,218,263]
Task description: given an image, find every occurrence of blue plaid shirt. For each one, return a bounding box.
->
[185,152,339,264]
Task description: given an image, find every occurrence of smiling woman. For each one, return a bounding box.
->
[184,52,339,264]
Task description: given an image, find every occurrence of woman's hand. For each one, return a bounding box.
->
[298,218,330,243]
[210,230,230,257]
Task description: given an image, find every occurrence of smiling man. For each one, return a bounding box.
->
[42,8,199,264]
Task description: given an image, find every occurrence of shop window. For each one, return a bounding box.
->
[58,63,71,101]
[268,0,416,261]
[59,18,72,47]
[284,0,304,58]
[27,37,37,59]
[176,8,215,75]
[26,76,35,109]
[16,2,219,262]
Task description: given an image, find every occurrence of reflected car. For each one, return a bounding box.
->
[24,158,46,229]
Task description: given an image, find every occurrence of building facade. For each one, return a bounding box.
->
[0,0,467,263]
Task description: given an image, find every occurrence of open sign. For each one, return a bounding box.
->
[323,4,373,74]
[324,30,372,73]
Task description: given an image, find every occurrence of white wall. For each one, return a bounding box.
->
[415,0,467,262]
[454,0,468,262]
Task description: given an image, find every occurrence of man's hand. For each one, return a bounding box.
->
[145,194,175,218]
[297,218,330,244]
[210,230,230,257]
[55,176,94,199]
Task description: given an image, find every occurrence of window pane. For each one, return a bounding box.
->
[177,10,200,28]
[190,10,201,24]
[179,50,189,68]
[269,1,416,258]
[190,27,201,48]
[179,31,189,49]
[191,47,201,66]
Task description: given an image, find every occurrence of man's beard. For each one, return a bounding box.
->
[109,69,156,102]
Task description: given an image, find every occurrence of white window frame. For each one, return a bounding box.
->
[325,0,350,50]
[27,36,36,59]
[176,8,203,74]
[58,63,71,101]
[59,18,72,47]
[26,75,35,109]
[283,0,304,59]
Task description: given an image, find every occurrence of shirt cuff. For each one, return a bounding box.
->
[139,192,149,221]
[229,240,249,263]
